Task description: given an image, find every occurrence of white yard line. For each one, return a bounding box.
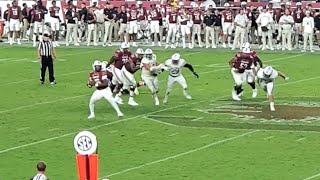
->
[263,136,275,140]
[17,127,30,131]
[100,130,259,178]
[200,134,210,138]
[302,173,320,180]
[48,128,60,132]
[137,131,150,136]
[143,116,180,127]
[168,132,179,137]
[109,130,119,133]
[296,137,307,141]
[191,117,204,122]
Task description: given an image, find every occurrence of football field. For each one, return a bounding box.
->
[0,44,320,180]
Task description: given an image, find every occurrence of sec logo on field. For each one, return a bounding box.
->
[73,131,97,155]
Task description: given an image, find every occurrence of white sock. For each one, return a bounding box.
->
[107,98,122,114]
[89,101,95,115]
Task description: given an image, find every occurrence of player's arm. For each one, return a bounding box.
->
[184,63,199,78]
[277,71,289,80]
[228,57,236,68]
[142,63,151,70]
[87,75,93,88]
[7,8,10,21]
[106,55,117,67]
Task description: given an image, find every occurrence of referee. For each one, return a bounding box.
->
[38,31,56,85]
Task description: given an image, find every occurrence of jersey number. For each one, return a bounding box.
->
[240,62,248,69]
[13,10,18,16]
[170,68,180,75]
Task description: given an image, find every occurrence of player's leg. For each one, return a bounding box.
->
[191,26,196,48]
[232,28,239,50]
[122,69,138,106]
[222,23,227,48]
[102,88,124,117]
[178,75,191,99]
[92,24,97,46]
[155,23,161,46]
[165,24,172,48]
[267,30,273,50]
[88,90,104,119]
[186,27,191,48]
[103,21,110,46]
[15,20,21,44]
[163,76,176,103]
[152,77,160,105]
[246,70,257,98]
[261,31,267,50]
[181,25,186,48]
[133,23,138,46]
[205,26,210,48]
[171,25,177,48]
[210,27,215,48]
[87,24,93,46]
[287,30,292,50]
[33,22,39,47]
[309,32,313,52]
[38,22,43,42]
[227,24,233,47]
[302,32,308,52]
[231,69,244,101]
[266,82,275,111]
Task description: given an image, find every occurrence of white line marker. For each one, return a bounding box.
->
[100,130,259,178]
[263,136,274,140]
[296,137,307,141]
[200,134,210,138]
[168,132,179,137]
[17,127,30,131]
[191,117,204,122]
[302,173,320,180]
[147,115,196,118]
[137,131,150,136]
[109,130,118,133]
[143,116,179,127]
[48,128,60,132]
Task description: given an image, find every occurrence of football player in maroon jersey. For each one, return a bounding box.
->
[7,0,22,45]
[31,5,45,47]
[165,6,178,49]
[148,4,162,46]
[49,0,60,47]
[121,48,144,106]
[87,60,123,119]
[229,43,257,101]
[293,2,304,48]
[222,3,234,48]
[191,4,203,48]
[128,4,138,47]
[178,7,191,48]
[106,42,132,104]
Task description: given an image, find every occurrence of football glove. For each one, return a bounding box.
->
[193,72,199,78]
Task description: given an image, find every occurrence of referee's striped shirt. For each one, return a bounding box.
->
[38,41,54,57]
[32,173,47,180]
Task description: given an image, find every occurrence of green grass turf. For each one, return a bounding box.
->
[0,44,320,180]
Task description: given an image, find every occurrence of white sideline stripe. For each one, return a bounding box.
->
[48,128,60,132]
[263,136,274,140]
[200,134,210,138]
[147,115,196,118]
[109,130,118,133]
[0,99,208,154]
[137,131,150,136]
[191,117,204,122]
[100,130,259,178]
[302,173,320,180]
[143,116,179,128]
[17,127,30,131]
[296,137,307,141]
[0,53,303,87]
[168,132,179,137]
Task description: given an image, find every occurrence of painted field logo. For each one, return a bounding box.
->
[211,103,320,121]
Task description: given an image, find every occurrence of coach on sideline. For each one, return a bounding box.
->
[38,31,56,85]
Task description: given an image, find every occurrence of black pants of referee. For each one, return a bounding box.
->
[40,56,55,83]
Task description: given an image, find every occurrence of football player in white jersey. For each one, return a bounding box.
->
[257,66,289,111]
[163,53,199,103]
[140,48,163,105]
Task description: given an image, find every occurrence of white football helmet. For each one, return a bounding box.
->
[136,48,144,55]
[101,61,107,71]
[241,42,251,53]
[296,2,302,6]
[171,53,180,61]
[145,48,153,59]
[92,60,102,71]
[120,42,129,51]
[224,3,230,7]
[263,66,274,77]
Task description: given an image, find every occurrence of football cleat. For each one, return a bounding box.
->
[232,90,241,101]
[117,112,124,117]
[128,98,139,106]
[252,89,258,98]
[88,114,95,119]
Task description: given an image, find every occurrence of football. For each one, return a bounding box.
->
[88,80,95,86]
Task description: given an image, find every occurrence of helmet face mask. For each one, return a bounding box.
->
[93,60,102,71]
[136,48,144,59]
[144,48,153,60]
[263,66,273,78]
[171,53,180,64]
